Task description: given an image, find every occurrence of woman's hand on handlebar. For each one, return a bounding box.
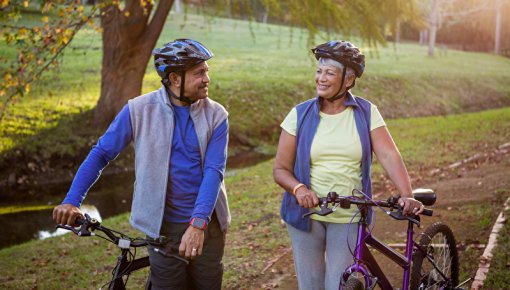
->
[295,186,319,208]
[398,197,425,216]
[53,204,84,227]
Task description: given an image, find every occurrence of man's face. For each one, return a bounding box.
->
[183,61,210,101]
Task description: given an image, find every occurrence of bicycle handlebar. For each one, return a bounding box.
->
[57,214,190,265]
[56,214,149,248]
[303,191,433,224]
[341,197,433,217]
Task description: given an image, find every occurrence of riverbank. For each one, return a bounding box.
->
[1,106,509,288]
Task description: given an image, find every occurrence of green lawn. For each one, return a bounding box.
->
[1,8,510,289]
[484,199,510,289]
[1,105,509,289]
[1,11,510,165]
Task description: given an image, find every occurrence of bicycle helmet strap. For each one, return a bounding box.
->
[328,66,348,102]
[327,67,357,102]
[178,72,194,104]
[162,72,194,105]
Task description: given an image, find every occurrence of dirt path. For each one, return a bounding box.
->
[255,150,510,290]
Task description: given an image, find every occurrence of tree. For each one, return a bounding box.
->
[383,0,425,44]
[493,0,510,55]
[0,0,100,117]
[94,0,173,127]
[1,0,421,127]
[417,0,493,57]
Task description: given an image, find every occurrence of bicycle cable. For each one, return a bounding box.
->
[346,190,378,264]
[97,238,138,290]
[346,208,361,258]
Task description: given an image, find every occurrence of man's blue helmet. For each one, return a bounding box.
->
[153,39,214,79]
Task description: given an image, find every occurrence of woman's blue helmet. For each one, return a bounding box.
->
[311,40,365,77]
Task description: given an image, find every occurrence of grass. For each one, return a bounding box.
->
[484,197,510,289]
[1,7,510,289]
[387,107,510,168]
[455,193,509,284]
[1,105,510,288]
[1,11,510,172]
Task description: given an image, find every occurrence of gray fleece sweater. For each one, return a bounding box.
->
[127,86,230,238]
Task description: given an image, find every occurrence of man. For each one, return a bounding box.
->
[53,39,230,289]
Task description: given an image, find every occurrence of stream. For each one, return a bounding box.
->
[0,150,273,249]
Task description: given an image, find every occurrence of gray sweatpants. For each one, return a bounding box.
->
[287,220,359,290]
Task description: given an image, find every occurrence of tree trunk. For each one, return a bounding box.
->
[494,0,502,55]
[175,0,182,14]
[93,0,174,128]
[428,0,439,57]
[95,45,148,127]
[395,17,401,44]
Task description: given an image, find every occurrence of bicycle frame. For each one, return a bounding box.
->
[109,249,150,290]
[56,215,153,290]
[308,190,461,290]
[341,214,417,290]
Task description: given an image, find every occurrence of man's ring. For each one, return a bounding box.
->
[192,248,197,252]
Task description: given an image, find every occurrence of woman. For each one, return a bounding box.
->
[273,40,425,290]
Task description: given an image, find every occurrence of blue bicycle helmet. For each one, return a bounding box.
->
[152,39,213,104]
[311,40,365,78]
[153,39,214,79]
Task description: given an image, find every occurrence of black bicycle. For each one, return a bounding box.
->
[56,213,188,290]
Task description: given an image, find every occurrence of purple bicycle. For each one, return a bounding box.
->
[305,189,471,290]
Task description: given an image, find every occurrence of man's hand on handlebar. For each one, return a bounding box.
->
[398,197,425,216]
[295,186,319,208]
[53,204,84,227]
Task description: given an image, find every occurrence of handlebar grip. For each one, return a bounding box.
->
[421,208,433,216]
[75,217,85,225]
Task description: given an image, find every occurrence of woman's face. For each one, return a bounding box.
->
[315,64,343,99]
[315,63,354,99]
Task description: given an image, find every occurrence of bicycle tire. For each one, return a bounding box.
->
[342,277,364,290]
[410,222,459,290]
[145,270,152,290]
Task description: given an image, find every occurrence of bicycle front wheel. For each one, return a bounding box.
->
[342,277,364,290]
[410,222,459,290]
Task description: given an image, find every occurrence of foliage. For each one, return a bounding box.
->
[436,0,510,51]
[0,0,425,124]
[1,12,510,181]
[0,0,100,119]
[207,0,423,46]
[402,0,510,53]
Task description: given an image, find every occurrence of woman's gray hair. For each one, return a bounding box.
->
[319,58,355,78]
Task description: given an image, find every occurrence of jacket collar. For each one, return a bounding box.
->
[158,85,204,111]
[313,91,360,112]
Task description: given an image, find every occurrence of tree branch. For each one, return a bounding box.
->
[442,3,492,18]
[143,0,174,48]
[0,6,99,121]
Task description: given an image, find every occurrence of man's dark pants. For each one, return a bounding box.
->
[148,213,225,290]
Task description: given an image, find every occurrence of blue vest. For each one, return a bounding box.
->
[280,93,373,231]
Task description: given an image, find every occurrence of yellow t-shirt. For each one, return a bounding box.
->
[280,103,386,223]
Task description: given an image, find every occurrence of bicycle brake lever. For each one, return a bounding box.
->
[153,247,189,264]
[302,211,318,218]
[56,224,81,235]
[389,211,420,226]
